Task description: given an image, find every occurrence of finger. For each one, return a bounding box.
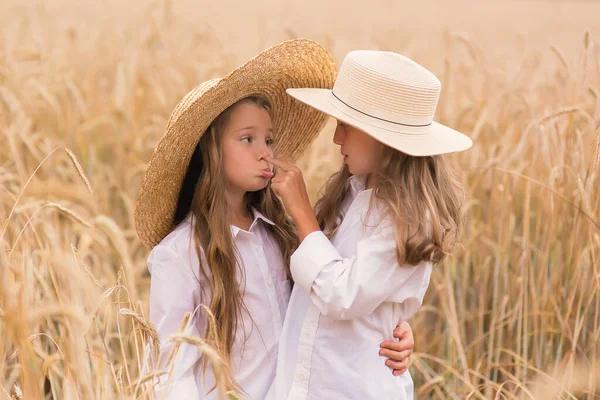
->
[380,340,413,352]
[385,359,408,371]
[379,348,412,361]
[392,368,408,376]
[265,157,293,171]
[270,179,282,190]
[268,158,302,175]
[393,324,409,339]
[271,174,284,183]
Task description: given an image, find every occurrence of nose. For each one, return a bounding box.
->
[257,141,273,161]
[333,124,345,146]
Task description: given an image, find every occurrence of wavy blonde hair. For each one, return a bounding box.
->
[173,96,298,393]
[315,143,465,266]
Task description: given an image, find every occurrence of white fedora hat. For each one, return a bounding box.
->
[287,50,472,156]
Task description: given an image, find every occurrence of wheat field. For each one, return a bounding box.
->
[1,0,600,399]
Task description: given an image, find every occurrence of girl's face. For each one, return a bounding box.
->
[222,102,274,194]
[333,120,380,176]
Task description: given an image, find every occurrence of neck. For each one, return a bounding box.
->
[366,173,376,189]
[226,187,252,229]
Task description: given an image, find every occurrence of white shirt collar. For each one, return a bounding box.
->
[231,208,275,238]
[181,208,275,238]
[345,175,369,197]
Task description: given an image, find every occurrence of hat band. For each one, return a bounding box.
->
[327,92,432,135]
[331,91,432,128]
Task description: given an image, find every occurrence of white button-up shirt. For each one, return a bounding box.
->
[267,176,432,400]
[148,210,291,399]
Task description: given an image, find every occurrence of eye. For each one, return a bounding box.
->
[338,121,348,131]
[266,138,274,146]
[241,137,252,143]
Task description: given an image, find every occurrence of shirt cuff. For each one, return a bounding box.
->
[290,230,341,293]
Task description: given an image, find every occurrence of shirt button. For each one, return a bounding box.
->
[299,373,305,381]
[267,280,273,288]
[303,330,310,339]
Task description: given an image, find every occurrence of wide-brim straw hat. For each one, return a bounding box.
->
[135,39,337,248]
[287,50,472,156]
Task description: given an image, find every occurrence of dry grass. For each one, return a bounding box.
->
[1,1,599,399]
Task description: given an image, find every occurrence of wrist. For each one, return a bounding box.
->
[289,202,313,220]
[291,206,319,241]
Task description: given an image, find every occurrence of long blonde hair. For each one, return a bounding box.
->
[315,143,464,266]
[173,96,298,392]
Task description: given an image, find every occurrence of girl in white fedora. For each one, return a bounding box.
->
[135,40,414,399]
[266,50,472,399]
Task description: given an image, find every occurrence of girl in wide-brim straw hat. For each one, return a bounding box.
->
[266,50,472,399]
[135,40,415,399]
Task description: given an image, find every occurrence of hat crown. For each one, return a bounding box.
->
[332,50,441,127]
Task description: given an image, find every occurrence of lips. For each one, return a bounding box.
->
[260,168,274,178]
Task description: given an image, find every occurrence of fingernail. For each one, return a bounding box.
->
[379,350,384,356]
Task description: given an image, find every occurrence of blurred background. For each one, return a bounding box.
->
[1,0,599,398]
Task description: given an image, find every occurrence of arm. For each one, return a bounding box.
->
[148,245,204,399]
[291,227,432,320]
[266,157,421,373]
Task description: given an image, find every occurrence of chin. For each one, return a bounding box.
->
[244,180,269,193]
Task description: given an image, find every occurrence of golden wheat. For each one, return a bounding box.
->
[1,1,599,399]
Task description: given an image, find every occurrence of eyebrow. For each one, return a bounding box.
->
[234,126,273,133]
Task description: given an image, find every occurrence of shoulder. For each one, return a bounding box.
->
[351,192,394,237]
[147,218,202,274]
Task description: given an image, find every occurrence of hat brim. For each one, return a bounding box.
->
[135,39,337,248]
[286,88,473,157]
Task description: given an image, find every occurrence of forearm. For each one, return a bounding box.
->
[290,230,389,319]
[290,205,320,242]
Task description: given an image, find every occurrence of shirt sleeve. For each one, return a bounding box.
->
[148,243,205,399]
[290,227,432,320]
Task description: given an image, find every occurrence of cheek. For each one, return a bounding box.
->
[350,136,379,171]
[223,142,248,164]
[221,144,233,166]
[222,143,245,180]
[221,153,236,182]
[367,143,381,167]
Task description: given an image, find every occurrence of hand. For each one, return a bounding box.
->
[379,321,414,376]
[267,157,319,240]
[267,157,311,217]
